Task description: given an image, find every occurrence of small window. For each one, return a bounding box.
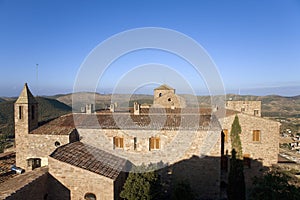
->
[149,137,160,150]
[31,105,35,120]
[254,110,259,116]
[84,193,96,200]
[253,130,260,142]
[113,137,124,149]
[168,98,171,102]
[27,158,41,170]
[19,106,23,119]
[134,137,137,150]
[223,129,229,143]
[159,93,162,97]
[55,141,61,147]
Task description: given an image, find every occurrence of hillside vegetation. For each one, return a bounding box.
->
[0,97,71,140]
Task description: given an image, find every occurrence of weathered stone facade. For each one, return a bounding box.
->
[49,157,122,200]
[226,100,261,117]
[153,84,186,108]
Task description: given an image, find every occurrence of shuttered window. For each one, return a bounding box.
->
[253,130,260,142]
[113,137,124,149]
[149,137,160,150]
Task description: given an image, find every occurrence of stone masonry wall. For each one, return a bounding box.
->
[49,157,115,200]
[153,89,185,108]
[79,129,221,166]
[15,133,69,170]
[226,101,261,116]
[222,113,279,166]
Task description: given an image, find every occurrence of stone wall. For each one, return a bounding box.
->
[78,129,221,166]
[153,89,186,108]
[48,157,117,200]
[226,101,261,116]
[15,133,69,170]
[222,113,279,166]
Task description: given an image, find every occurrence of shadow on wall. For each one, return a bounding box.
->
[47,174,70,200]
[154,155,269,200]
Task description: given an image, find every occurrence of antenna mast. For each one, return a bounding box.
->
[36,64,39,97]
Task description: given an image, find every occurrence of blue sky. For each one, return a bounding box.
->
[0,0,299,96]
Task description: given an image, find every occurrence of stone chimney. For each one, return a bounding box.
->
[134,102,140,115]
[86,104,94,114]
[110,104,115,112]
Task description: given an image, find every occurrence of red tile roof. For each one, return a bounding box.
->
[50,142,132,180]
[0,152,16,184]
[30,108,237,135]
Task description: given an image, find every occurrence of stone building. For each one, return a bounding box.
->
[0,83,280,200]
[226,100,261,117]
[153,84,186,108]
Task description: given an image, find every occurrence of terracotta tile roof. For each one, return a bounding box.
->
[50,142,132,180]
[30,114,76,135]
[0,166,48,199]
[0,152,16,183]
[30,108,237,134]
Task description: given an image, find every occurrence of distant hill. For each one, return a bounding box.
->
[56,92,154,110]
[0,97,71,139]
[54,93,300,118]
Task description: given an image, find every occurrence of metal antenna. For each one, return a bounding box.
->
[36,64,39,97]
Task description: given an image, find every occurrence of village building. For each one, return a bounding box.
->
[0,83,280,200]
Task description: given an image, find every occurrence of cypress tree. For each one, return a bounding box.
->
[227,115,246,200]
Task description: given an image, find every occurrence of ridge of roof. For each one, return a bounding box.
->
[15,83,37,104]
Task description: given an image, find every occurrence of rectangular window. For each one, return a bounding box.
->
[253,130,261,142]
[254,110,259,116]
[134,137,137,150]
[18,106,23,119]
[149,137,160,150]
[27,158,41,170]
[113,137,124,149]
[223,129,229,143]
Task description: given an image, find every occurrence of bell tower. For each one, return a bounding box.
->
[14,83,38,168]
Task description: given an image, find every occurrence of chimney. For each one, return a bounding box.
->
[134,102,140,115]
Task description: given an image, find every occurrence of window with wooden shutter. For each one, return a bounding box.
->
[113,137,124,149]
[149,137,160,150]
[253,130,260,142]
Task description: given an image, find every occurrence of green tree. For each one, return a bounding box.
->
[120,164,161,200]
[250,169,300,200]
[230,115,243,159]
[227,115,245,200]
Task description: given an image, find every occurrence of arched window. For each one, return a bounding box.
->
[159,93,162,97]
[84,193,96,200]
